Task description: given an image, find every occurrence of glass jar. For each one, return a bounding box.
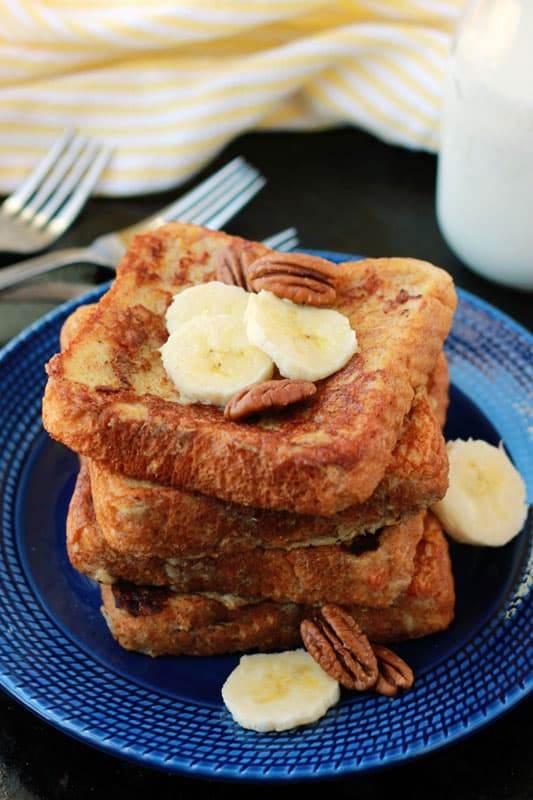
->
[436,0,533,291]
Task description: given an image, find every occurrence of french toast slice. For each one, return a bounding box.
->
[67,461,423,607]
[43,223,456,515]
[89,386,447,556]
[100,512,455,657]
[59,307,449,556]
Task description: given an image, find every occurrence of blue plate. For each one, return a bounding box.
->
[0,251,531,781]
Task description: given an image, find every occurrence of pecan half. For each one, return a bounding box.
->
[247,252,338,306]
[224,379,316,421]
[214,242,258,290]
[372,644,414,697]
[300,604,378,691]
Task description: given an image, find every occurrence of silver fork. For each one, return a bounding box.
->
[0,156,265,292]
[0,227,300,301]
[0,129,112,254]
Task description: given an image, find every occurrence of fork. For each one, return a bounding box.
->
[0,227,300,301]
[0,156,265,292]
[0,129,112,254]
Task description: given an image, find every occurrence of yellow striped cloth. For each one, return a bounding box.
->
[0,0,465,197]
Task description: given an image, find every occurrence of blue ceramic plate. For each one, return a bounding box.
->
[0,251,531,781]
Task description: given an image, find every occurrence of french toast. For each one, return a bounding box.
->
[59,307,449,555]
[427,350,450,429]
[43,222,457,515]
[100,512,455,657]
[67,461,424,607]
[88,385,447,556]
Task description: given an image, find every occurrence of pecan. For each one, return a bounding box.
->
[247,252,338,306]
[224,379,316,421]
[300,604,378,691]
[214,242,258,290]
[372,644,414,697]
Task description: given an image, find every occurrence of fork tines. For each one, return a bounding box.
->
[145,156,267,232]
[2,129,112,237]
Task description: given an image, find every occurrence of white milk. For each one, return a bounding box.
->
[436,0,533,290]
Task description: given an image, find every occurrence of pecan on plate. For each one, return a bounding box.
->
[247,252,338,306]
[300,604,378,691]
[373,644,414,697]
[214,242,258,290]
[224,379,316,421]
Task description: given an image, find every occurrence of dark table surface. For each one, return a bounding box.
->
[0,127,531,800]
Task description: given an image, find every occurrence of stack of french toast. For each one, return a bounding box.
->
[42,222,458,657]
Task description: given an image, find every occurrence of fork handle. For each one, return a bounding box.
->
[0,247,112,292]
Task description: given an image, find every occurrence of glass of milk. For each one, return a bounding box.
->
[436,0,533,291]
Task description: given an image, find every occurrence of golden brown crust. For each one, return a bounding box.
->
[427,351,450,429]
[350,512,456,642]
[88,388,448,557]
[59,305,449,556]
[100,585,303,657]
[68,462,424,606]
[99,512,455,657]
[42,223,456,514]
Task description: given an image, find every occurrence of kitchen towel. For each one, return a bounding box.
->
[0,0,465,197]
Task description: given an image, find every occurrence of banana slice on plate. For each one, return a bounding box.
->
[165,282,249,334]
[221,649,340,732]
[245,290,358,382]
[432,438,529,546]
[160,313,273,406]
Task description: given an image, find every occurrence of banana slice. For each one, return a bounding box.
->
[165,282,249,334]
[432,438,528,546]
[245,290,358,381]
[160,313,273,406]
[221,649,340,732]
